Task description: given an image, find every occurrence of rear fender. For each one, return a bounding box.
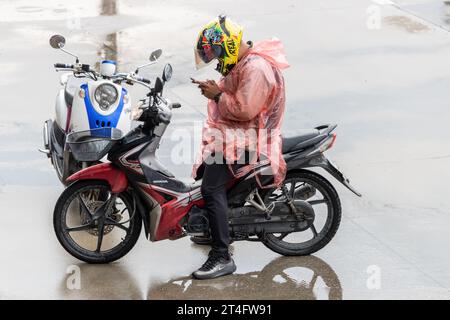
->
[307,154,362,197]
[66,162,128,194]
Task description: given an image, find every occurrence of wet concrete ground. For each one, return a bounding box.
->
[0,0,450,299]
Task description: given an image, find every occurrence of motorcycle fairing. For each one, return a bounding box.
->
[146,183,204,241]
[81,84,126,130]
[108,133,206,241]
[66,162,128,193]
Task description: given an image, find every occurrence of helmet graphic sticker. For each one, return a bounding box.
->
[194,15,243,75]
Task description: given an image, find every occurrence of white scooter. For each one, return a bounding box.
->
[40,34,165,184]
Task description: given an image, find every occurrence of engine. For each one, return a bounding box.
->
[185,200,315,240]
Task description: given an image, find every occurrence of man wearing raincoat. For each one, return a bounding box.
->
[192,15,289,279]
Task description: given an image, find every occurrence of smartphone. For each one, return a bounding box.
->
[190,77,204,85]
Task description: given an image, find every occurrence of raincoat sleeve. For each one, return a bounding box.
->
[217,58,273,122]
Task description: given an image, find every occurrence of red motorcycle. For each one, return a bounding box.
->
[53,69,361,264]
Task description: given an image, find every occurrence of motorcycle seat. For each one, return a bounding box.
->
[282,129,322,153]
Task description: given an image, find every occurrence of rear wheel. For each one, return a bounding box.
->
[260,170,341,256]
[53,181,142,263]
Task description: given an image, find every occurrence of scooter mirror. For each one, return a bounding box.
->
[49,34,66,49]
[162,63,172,82]
[149,49,162,62]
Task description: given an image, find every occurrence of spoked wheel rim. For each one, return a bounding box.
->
[262,175,335,251]
[60,184,136,257]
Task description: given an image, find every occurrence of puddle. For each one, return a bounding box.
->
[101,0,117,16]
[96,0,118,69]
[383,15,430,33]
[393,0,450,30]
[147,256,343,300]
[444,0,450,24]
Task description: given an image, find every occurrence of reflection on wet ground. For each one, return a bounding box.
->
[445,1,450,24]
[97,0,118,68]
[60,263,142,299]
[101,0,117,16]
[148,256,342,300]
[394,0,450,30]
[59,256,342,300]
[383,15,430,33]
[1,0,450,299]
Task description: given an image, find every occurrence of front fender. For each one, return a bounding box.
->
[66,162,128,193]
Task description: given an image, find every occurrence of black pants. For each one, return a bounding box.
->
[200,161,233,258]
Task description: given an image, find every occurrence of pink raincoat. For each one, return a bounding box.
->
[192,38,289,187]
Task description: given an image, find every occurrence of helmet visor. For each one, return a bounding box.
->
[195,49,212,70]
[194,40,222,70]
[199,44,217,63]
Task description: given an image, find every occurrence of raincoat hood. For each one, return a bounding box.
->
[249,37,290,70]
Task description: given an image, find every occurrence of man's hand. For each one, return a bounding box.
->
[197,79,221,100]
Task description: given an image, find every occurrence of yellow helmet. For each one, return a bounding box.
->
[195,15,243,76]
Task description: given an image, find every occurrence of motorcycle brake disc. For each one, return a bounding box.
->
[80,200,122,236]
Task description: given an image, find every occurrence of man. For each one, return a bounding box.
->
[191,15,289,279]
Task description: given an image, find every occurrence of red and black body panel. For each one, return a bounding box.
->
[65,125,212,242]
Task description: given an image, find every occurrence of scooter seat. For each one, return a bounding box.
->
[282,129,321,153]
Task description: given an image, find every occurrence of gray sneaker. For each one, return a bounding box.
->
[192,254,237,280]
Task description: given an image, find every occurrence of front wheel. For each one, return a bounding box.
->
[53,181,142,263]
[260,170,342,256]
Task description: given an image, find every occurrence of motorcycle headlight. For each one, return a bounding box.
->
[94,84,118,111]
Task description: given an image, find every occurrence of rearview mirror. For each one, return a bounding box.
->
[135,49,163,74]
[49,34,66,49]
[149,49,162,62]
[162,63,172,82]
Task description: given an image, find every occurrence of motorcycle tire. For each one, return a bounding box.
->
[53,180,142,263]
[260,170,342,256]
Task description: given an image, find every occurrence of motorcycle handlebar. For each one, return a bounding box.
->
[135,76,151,84]
[54,63,73,69]
[54,63,91,73]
